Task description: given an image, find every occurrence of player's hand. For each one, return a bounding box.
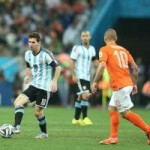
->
[24,76,30,84]
[72,75,78,83]
[132,84,138,95]
[91,82,98,94]
[51,80,57,93]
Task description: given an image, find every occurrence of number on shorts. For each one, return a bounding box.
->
[41,99,47,106]
[115,100,121,108]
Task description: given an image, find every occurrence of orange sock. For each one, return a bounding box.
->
[110,111,119,137]
[125,111,150,133]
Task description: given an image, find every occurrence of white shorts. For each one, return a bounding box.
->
[109,86,134,112]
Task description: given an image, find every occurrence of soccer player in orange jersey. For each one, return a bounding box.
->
[92,28,150,145]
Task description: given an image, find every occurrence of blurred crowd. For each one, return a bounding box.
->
[134,57,150,108]
[0,0,98,107]
[0,0,149,108]
[0,0,97,56]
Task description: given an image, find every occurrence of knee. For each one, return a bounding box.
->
[120,114,126,119]
[14,100,23,108]
[14,95,28,108]
[108,106,117,112]
[34,110,42,118]
[120,111,129,118]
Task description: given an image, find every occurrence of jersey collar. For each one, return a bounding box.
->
[32,47,42,56]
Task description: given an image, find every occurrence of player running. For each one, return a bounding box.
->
[92,28,150,145]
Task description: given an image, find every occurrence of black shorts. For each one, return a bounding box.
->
[77,79,90,95]
[23,85,50,108]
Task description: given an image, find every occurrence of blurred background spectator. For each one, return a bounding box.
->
[142,76,150,109]
[0,69,5,81]
[0,0,95,57]
[0,0,150,108]
[133,57,145,106]
[0,0,97,106]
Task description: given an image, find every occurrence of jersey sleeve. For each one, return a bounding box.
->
[25,51,31,68]
[99,47,108,62]
[46,51,59,67]
[91,46,97,61]
[70,46,79,60]
[25,51,28,62]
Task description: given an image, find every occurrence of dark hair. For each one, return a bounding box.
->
[28,32,41,42]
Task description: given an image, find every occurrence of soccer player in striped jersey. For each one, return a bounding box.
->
[13,32,61,138]
[70,31,98,125]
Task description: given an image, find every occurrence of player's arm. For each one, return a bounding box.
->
[71,59,77,82]
[92,61,106,94]
[130,61,138,84]
[24,62,31,84]
[92,57,99,69]
[46,51,62,92]
[52,65,61,83]
[129,60,138,94]
[50,61,61,92]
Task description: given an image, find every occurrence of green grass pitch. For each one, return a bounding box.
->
[0,107,150,150]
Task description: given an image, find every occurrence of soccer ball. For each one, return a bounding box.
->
[0,124,14,138]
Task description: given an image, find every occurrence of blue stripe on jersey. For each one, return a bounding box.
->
[39,52,43,82]
[43,63,49,90]
[25,48,54,91]
[82,46,86,80]
[70,45,96,81]
[82,46,90,80]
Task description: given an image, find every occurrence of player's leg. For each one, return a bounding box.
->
[34,106,48,138]
[77,79,92,125]
[72,95,82,125]
[115,86,150,144]
[121,110,150,133]
[81,92,93,125]
[99,92,119,144]
[121,110,150,144]
[72,81,83,125]
[118,86,150,141]
[34,89,50,138]
[13,85,36,133]
[13,94,29,133]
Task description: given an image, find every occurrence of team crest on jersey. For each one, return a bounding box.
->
[33,64,38,72]
[99,51,102,58]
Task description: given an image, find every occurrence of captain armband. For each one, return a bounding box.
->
[49,60,59,68]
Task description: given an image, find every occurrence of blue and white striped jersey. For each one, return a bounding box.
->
[70,45,96,81]
[25,48,58,91]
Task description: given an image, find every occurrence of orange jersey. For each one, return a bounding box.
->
[99,44,134,91]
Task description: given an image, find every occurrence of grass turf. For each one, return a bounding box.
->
[0,107,150,150]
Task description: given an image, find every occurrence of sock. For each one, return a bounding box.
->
[81,100,88,119]
[125,111,150,133]
[74,101,81,120]
[14,106,24,127]
[37,116,47,133]
[110,111,119,137]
